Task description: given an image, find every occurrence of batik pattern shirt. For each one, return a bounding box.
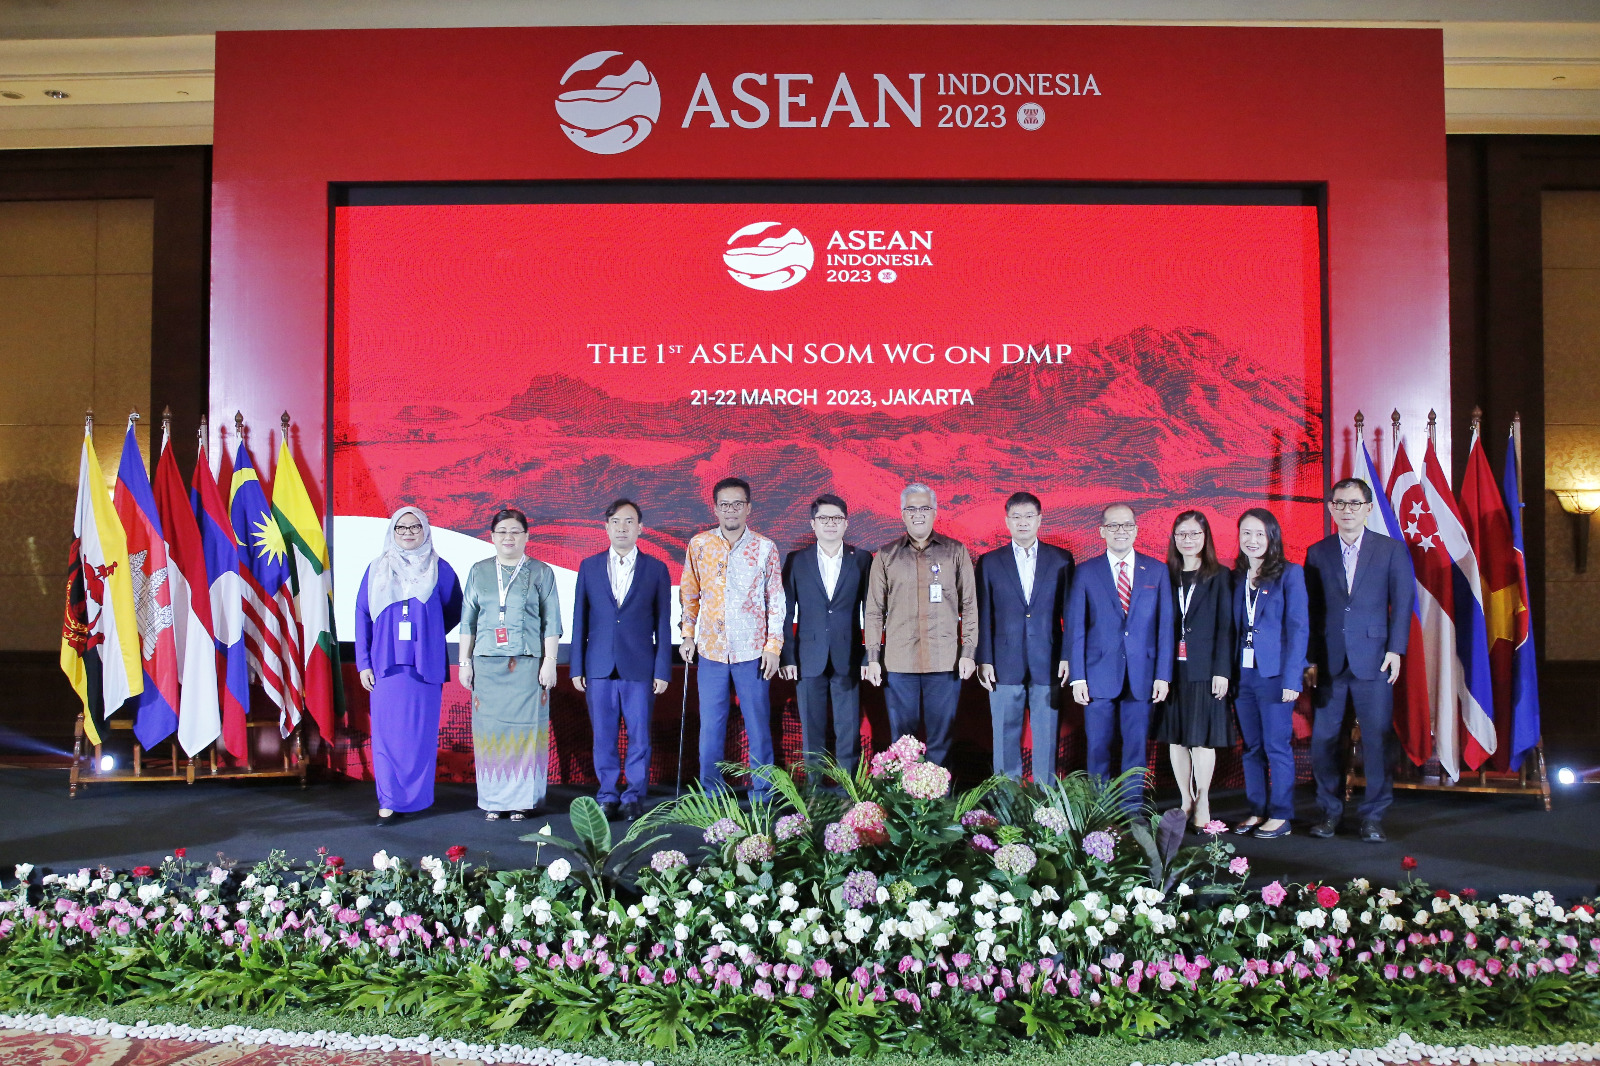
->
[680,527,785,664]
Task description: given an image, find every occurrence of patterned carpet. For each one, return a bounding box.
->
[0,1029,480,1065]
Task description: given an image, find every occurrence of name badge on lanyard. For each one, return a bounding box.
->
[929,561,943,603]
[1176,579,1196,661]
[496,557,525,647]
[398,602,413,642]
[1242,581,1261,669]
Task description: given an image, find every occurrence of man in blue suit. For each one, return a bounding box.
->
[570,499,673,821]
[780,494,873,775]
[977,492,1074,782]
[1304,478,1414,843]
[1066,503,1173,808]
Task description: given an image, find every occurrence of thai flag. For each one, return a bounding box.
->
[229,440,304,735]
[1358,439,1432,767]
[113,420,181,749]
[153,433,221,756]
[192,439,250,760]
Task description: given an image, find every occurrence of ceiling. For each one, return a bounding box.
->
[3,0,1600,148]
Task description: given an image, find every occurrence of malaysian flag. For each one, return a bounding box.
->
[229,440,303,735]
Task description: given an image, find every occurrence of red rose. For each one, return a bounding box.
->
[327,856,344,869]
[131,866,154,878]
[1434,889,1451,899]
[1316,886,1340,909]
[1401,856,1417,871]
[1575,903,1596,916]
[174,848,186,859]
[1461,888,1478,900]
[446,845,468,863]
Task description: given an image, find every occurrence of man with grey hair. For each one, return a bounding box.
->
[864,482,978,766]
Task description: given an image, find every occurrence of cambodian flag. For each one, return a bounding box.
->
[113,420,181,749]
[192,438,250,760]
[1358,439,1431,767]
[153,432,221,756]
[230,441,303,735]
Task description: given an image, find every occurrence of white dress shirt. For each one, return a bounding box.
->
[1012,540,1038,603]
[608,546,638,603]
[817,543,844,600]
[1106,547,1134,582]
[1339,529,1363,593]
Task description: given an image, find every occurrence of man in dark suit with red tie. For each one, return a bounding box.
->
[977,491,1074,782]
[1304,478,1414,843]
[780,494,873,775]
[1066,503,1173,809]
[570,499,674,821]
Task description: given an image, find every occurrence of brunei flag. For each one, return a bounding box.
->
[61,425,143,746]
[271,436,342,743]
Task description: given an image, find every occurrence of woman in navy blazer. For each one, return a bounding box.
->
[1230,508,1310,839]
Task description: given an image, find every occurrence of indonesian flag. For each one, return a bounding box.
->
[114,420,181,749]
[60,425,143,746]
[153,431,221,756]
[271,437,343,743]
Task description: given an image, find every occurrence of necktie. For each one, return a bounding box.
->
[1116,560,1131,614]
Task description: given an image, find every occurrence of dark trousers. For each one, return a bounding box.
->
[697,657,774,800]
[585,676,654,805]
[1312,666,1396,822]
[988,683,1058,782]
[1234,666,1296,820]
[885,670,962,766]
[1085,677,1152,808]
[795,662,861,774]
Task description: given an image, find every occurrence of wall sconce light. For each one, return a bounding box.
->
[1546,424,1600,573]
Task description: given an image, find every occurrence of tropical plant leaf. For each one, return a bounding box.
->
[748,762,809,820]
[568,795,613,854]
[953,774,1008,817]
[1156,806,1188,864]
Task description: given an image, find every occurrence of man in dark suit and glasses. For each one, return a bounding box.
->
[570,499,673,821]
[780,494,873,775]
[1304,477,1414,843]
[977,491,1074,782]
[1066,503,1173,809]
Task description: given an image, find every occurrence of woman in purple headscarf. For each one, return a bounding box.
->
[355,506,463,825]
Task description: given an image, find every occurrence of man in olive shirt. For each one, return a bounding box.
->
[864,483,978,767]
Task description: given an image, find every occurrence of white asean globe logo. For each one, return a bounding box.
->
[723,222,815,291]
[555,50,661,155]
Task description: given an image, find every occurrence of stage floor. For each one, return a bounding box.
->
[2,767,1595,901]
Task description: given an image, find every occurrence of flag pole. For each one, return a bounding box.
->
[1427,408,1437,446]
[161,405,172,452]
[1470,405,1482,449]
[1392,409,1402,473]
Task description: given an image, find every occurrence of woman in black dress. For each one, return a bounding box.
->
[1155,510,1234,831]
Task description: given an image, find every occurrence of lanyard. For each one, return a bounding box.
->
[496,557,526,619]
[1176,574,1198,626]
[1245,579,1263,629]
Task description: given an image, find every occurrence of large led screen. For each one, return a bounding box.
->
[331,194,1324,639]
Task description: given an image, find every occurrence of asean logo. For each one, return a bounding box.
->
[555,50,661,155]
[723,222,815,291]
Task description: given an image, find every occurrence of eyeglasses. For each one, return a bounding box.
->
[1102,522,1137,532]
[1173,531,1205,541]
[1329,499,1369,512]
[1008,512,1041,521]
[493,527,527,536]
[902,506,935,516]
[813,515,847,525]
[394,524,423,534]
[714,500,749,512]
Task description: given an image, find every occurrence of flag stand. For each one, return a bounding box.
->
[1341,409,1553,811]
[69,715,308,797]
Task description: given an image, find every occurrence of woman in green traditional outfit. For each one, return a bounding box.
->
[458,508,562,820]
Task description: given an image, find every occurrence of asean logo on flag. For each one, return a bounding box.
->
[723,221,816,291]
[555,50,661,155]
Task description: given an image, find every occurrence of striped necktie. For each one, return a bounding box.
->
[1116,560,1132,614]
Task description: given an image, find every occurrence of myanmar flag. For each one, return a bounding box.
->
[271,437,343,743]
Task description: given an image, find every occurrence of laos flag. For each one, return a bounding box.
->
[113,419,180,748]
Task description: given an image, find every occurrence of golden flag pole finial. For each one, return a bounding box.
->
[280,410,292,435]
[85,409,94,434]
[1354,409,1365,442]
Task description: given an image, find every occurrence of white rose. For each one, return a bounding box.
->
[767,919,783,934]
[786,938,803,955]
[14,863,33,881]
[464,905,485,931]
[1234,903,1250,922]
[946,879,964,897]
[385,901,403,918]
[356,895,372,911]
[137,884,162,905]
[1038,934,1058,955]
[547,859,571,883]
[195,888,211,903]
[1256,932,1271,948]
[688,878,705,896]
[261,885,278,903]
[106,883,122,900]
[317,890,331,907]
[243,874,258,889]
[740,912,758,932]
[875,886,890,904]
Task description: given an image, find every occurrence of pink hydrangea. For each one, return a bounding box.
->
[841,870,879,909]
[823,822,860,854]
[869,735,927,777]
[900,761,951,800]
[961,808,999,830]
[734,834,776,865]
[842,801,888,845]
[650,850,688,872]
[970,834,999,854]
[703,818,744,845]
[774,813,810,842]
[1261,880,1288,906]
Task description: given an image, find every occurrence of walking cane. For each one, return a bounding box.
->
[674,655,693,798]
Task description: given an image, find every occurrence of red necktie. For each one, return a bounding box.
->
[1116,560,1131,614]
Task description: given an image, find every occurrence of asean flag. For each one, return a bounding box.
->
[113,419,181,749]
[192,439,250,761]
[1459,426,1525,771]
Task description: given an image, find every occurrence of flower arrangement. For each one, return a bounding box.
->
[1,740,1595,1058]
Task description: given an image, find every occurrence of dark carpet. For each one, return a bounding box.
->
[1,767,1595,902]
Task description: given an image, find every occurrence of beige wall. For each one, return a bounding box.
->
[0,198,152,653]
[1543,191,1600,660]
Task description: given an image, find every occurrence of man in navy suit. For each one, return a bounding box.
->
[570,499,673,821]
[977,492,1074,782]
[780,494,873,775]
[1066,503,1173,808]
[1304,478,1414,843]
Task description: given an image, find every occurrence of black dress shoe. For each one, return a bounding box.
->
[600,800,622,821]
[1308,819,1337,839]
[1232,820,1262,836]
[621,799,644,821]
[1253,821,1292,840]
[1358,820,1387,843]
[374,811,404,827]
